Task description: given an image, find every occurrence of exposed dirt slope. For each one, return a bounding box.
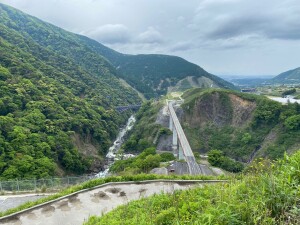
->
[184,91,256,128]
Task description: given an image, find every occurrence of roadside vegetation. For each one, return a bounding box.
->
[85,151,300,225]
[111,147,175,175]
[207,150,244,173]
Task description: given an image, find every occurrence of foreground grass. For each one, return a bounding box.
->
[85,152,300,225]
[0,174,221,218]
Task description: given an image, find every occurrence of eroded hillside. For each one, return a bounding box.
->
[181,89,300,162]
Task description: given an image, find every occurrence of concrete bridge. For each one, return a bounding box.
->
[168,101,203,175]
[115,104,141,112]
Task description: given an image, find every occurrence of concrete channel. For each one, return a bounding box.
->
[0,180,225,225]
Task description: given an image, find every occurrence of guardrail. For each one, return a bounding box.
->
[0,175,93,193]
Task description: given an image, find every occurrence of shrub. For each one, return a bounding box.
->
[160,152,176,162]
[208,149,244,173]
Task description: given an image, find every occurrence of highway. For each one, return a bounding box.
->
[168,102,203,175]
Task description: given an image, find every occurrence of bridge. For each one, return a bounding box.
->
[168,101,203,175]
[115,104,141,112]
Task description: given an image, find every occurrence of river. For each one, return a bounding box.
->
[95,115,136,178]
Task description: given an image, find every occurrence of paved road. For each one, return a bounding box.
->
[0,180,214,225]
[168,102,203,175]
[0,194,49,212]
[169,162,214,176]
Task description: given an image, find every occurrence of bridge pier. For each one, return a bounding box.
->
[169,114,179,158]
[172,128,178,157]
[169,116,173,130]
[178,144,184,160]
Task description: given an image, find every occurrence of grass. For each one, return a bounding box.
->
[84,151,300,225]
[0,174,226,218]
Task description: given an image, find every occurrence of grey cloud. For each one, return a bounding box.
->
[207,16,267,39]
[207,15,300,41]
[84,24,131,44]
[193,0,300,41]
[169,41,195,52]
[136,27,164,44]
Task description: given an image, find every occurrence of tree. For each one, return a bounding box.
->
[208,149,244,173]
[208,150,224,166]
[284,115,300,130]
[160,152,176,162]
[241,133,252,144]
[139,154,161,172]
[254,99,281,125]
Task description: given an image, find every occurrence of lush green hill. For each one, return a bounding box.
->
[0,3,141,179]
[80,37,237,99]
[121,88,300,173]
[181,89,300,163]
[271,67,300,84]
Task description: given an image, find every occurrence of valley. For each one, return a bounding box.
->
[0,1,299,224]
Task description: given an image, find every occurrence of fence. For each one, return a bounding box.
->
[0,175,94,193]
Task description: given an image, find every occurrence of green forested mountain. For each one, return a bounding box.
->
[0,3,234,179]
[272,67,300,84]
[0,3,140,179]
[181,89,300,162]
[122,89,300,172]
[81,37,236,98]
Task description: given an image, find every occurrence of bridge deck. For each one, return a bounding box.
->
[168,102,203,175]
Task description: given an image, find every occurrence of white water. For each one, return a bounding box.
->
[95,115,136,178]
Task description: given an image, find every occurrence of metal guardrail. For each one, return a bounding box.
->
[0,175,93,193]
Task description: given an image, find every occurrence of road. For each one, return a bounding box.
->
[168,102,203,175]
[0,194,49,212]
[169,162,215,176]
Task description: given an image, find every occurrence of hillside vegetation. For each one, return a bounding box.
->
[0,3,237,179]
[85,151,300,225]
[0,3,140,179]
[182,89,300,163]
[79,38,236,99]
[271,67,300,84]
[121,101,164,153]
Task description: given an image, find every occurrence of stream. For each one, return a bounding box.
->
[95,115,136,178]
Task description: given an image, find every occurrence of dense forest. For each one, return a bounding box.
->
[0,4,141,179]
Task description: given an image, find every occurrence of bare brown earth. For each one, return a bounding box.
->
[184,92,256,128]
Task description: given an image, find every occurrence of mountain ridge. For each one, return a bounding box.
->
[80,37,236,98]
[272,67,300,83]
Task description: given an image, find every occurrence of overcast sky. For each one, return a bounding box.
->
[1,0,300,76]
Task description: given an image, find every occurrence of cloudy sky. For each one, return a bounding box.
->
[1,0,300,76]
